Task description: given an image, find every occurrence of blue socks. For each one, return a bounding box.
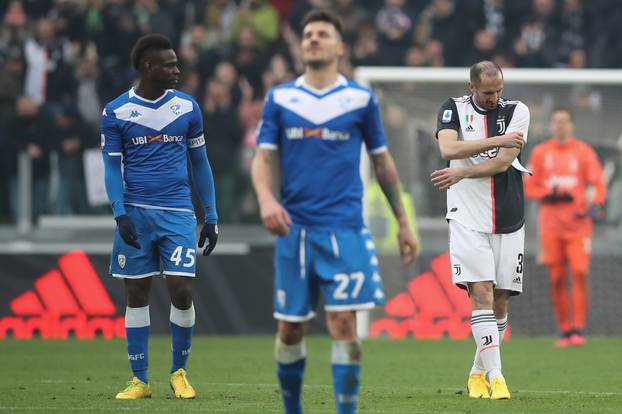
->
[170,303,195,373]
[125,306,150,383]
[331,340,362,414]
[275,337,306,414]
[274,337,362,414]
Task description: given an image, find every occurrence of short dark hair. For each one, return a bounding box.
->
[130,33,173,71]
[470,60,503,85]
[300,9,343,38]
[551,107,574,121]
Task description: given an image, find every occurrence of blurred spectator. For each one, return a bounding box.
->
[333,0,370,43]
[568,48,587,69]
[23,18,76,107]
[351,24,380,66]
[202,79,244,222]
[481,0,506,40]
[424,39,445,67]
[555,0,587,67]
[230,25,269,95]
[5,96,54,220]
[195,0,237,48]
[512,17,554,67]
[262,53,295,92]
[3,0,27,27]
[467,30,497,63]
[75,44,102,128]
[416,0,466,66]
[133,0,178,45]
[404,45,426,67]
[375,0,416,66]
[52,104,90,215]
[231,0,279,49]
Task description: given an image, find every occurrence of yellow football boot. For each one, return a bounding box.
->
[115,377,151,399]
[170,368,196,399]
[467,374,490,398]
[490,377,511,400]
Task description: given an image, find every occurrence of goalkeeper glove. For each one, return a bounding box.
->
[115,215,141,249]
[198,223,218,256]
[576,204,605,221]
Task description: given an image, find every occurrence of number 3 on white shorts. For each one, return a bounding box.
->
[170,246,196,268]
[333,272,365,300]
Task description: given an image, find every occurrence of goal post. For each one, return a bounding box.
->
[355,67,622,339]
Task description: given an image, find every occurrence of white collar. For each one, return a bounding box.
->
[295,74,348,94]
[129,87,172,103]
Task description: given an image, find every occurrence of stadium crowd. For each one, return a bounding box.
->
[1,0,621,224]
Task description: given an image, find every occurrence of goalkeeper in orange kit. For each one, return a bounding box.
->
[525,108,607,347]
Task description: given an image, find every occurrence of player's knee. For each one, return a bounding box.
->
[331,340,362,365]
[125,280,150,307]
[278,321,305,345]
[170,285,193,309]
[468,283,494,309]
[326,311,356,340]
[571,269,588,285]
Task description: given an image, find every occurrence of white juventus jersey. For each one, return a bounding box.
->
[436,95,530,234]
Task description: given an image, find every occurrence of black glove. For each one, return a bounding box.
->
[198,223,218,256]
[542,188,574,204]
[115,215,141,249]
[576,204,605,221]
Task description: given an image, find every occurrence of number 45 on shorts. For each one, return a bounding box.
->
[170,246,196,268]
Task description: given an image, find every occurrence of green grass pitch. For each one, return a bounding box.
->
[1,336,621,413]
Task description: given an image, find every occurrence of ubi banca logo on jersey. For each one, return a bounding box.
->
[285,127,351,141]
[131,134,184,145]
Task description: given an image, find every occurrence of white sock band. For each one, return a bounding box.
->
[331,340,362,365]
[125,305,150,328]
[497,315,508,342]
[275,337,306,364]
[170,303,195,328]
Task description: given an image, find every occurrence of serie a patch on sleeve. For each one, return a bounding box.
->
[442,109,452,123]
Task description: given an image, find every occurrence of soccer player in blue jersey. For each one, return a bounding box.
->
[101,34,218,400]
[251,10,417,414]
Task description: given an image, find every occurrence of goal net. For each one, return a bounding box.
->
[356,67,622,338]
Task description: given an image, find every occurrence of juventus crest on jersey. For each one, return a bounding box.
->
[436,96,531,234]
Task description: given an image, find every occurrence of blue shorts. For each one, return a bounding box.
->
[110,206,198,278]
[273,226,385,322]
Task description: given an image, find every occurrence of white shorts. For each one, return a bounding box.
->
[448,220,524,294]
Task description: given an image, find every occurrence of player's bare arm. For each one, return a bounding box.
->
[431,147,520,190]
[371,151,417,264]
[251,148,292,236]
[437,129,524,160]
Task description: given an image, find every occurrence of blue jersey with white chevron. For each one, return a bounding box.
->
[101,88,205,211]
[257,75,388,229]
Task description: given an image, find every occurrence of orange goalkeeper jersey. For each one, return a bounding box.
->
[524,137,607,238]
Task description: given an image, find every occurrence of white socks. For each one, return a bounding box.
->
[470,314,508,376]
[470,310,503,380]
